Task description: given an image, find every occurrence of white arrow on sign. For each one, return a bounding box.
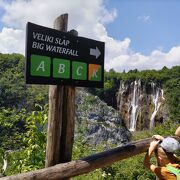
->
[90,46,101,59]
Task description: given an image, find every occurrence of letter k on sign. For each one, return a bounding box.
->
[88,64,102,81]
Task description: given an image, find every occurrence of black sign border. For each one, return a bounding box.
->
[25,22,105,88]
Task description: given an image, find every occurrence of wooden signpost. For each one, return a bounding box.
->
[25,13,105,175]
[45,14,75,168]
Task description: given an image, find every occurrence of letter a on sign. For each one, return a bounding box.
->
[37,61,45,72]
[30,54,51,77]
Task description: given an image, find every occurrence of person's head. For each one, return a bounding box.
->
[175,126,180,137]
[155,147,177,166]
[155,137,180,166]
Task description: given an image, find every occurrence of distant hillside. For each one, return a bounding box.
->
[0,53,130,146]
[0,53,179,178]
[89,66,180,125]
[0,53,179,125]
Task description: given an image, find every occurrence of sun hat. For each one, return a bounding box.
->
[160,137,180,153]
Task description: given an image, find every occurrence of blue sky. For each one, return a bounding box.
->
[0,0,180,72]
[0,6,4,30]
[105,0,180,55]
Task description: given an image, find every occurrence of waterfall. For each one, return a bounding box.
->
[117,79,166,131]
[150,83,161,129]
[161,89,165,100]
[129,80,141,131]
[2,159,7,173]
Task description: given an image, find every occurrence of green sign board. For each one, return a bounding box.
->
[26,22,105,88]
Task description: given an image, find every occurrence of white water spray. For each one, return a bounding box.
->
[150,83,162,129]
[161,89,165,100]
[129,80,141,131]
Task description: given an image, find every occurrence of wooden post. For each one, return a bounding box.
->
[59,29,77,163]
[45,14,76,167]
[45,85,64,167]
[59,86,76,163]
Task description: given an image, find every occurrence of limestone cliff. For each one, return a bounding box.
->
[117,80,169,131]
[75,89,130,145]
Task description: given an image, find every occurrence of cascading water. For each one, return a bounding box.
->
[117,79,166,131]
[129,80,141,131]
[150,83,162,129]
[161,89,165,100]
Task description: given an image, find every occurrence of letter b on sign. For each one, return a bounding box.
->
[53,58,70,79]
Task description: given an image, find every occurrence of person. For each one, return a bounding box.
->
[175,126,180,137]
[144,130,180,179]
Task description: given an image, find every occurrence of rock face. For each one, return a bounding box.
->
[75,89,130,145]
[117,80,168,131]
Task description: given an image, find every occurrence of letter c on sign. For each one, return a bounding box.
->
[76,66,83,76]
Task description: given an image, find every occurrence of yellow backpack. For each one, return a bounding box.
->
[166,165,180,180]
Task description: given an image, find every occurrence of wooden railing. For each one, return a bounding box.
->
[1,137,155,180]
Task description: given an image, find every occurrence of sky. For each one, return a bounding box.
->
[0,0,180,72]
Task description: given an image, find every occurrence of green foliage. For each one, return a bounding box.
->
[164,78,180,121]
[21,104,47,169]
[101,154,156,180]
[0,104,179,178]
[74,169,103,180]
[131,119,177,141]
[153,119,178,137]
[1,104,48,176]
[74,120,179,180]
[0,53,179,178]
[0,108,25,150]
[73,147,156,180]
[0,54,26,108]
[0,53,48,110]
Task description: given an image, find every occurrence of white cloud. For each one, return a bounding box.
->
[0,0,179,72]
[0,27,24,54]
[1,0,116,36]
[106,46,180,72]
[0,0,5,7]
[138,14,151,24]
[0,0,117,54]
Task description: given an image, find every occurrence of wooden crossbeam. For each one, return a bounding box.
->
[1,138,153,180]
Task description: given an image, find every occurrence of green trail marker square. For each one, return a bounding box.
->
[30,54,51,77]
[72,61,87,80]
[53,58,70,79]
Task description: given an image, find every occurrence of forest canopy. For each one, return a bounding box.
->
[0,53,179,178]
